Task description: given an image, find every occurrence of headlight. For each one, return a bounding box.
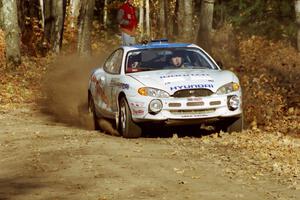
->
[216,82,240,95]
[227,95,240,111]
[138,87,170,98]
[149,99,163,114]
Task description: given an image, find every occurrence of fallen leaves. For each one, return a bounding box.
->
[168,129,300,187]
[0,56,51,110]
[235,36,300,133]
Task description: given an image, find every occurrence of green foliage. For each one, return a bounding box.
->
[214,0,297,40]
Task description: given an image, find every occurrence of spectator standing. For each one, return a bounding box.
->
[117,0,138,45]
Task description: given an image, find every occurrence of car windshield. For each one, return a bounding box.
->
[125,48,218,73]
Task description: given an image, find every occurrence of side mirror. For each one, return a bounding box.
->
[216,61,223,69]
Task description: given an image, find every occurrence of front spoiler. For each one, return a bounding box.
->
[135,114,242,126]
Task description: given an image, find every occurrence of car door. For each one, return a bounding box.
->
[102,48,124,117]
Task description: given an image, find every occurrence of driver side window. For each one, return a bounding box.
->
[104,49,123,74]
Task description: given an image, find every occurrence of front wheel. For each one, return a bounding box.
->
[217,114,244,133]
[227,115,244,133]
[119,97,142,138]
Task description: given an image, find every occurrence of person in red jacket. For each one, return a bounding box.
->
[117,0,138,45]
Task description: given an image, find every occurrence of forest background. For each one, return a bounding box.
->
[0,0,299,136]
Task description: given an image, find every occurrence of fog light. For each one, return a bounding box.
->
[227,95,240,111]
[149,99,163,114]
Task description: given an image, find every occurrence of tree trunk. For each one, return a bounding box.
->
[2,0,21,68]
[52,0,65,53]
[43,0,66,53]
[177,0,185,37]
[145,0,150,37]
[77,0,95,56]
[0,1,3,29]
[159,0,166,38]
[103,0,108,29]
[165,0,172,38]
[70,0,80,28]
[39,0,44,29]
[197,0,215,53]
[17,0,41,56]
[168,0,177,38]
[295,0,300,51]
[183,0,193,42]
[139,0,144,38]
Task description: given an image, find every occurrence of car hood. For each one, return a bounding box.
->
[128,69,237,94]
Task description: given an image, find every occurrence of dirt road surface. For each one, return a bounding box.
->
[0,105,299,200]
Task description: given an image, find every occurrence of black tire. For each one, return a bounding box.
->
[88,94,101,130]
[217,114,244,133]
[119,97,142,138]
[227,115,244,133]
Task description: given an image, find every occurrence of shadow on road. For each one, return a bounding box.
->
[0,176,46,200]
[144,125,219,138]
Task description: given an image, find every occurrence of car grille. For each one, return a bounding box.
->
[172,89,213,98]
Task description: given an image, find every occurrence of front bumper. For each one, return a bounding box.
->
[127,92,242,125]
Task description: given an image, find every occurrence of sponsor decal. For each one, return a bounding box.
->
[170,84,214,91]
[111,79,129,90]
[121,83,129,89]
[160,73,213,79]
[187,97,203,101]
[160,73,214,85]
[95,82,109,106]
[130,102,145,107]
[161,76,185,83]
[181,114,209,118]
[190,75,214,81]
[132,109,145,115]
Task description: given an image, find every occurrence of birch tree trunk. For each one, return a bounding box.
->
[295,0,300,51]
[70,0,80,28]
[196,0,215,53]
[103,0,108,29]
[2,0,21,68]
[139,0,144,38]
[39,0,44,29]
[77,0,95,56]
[183,0,193,42]
[145,0,150,37]
[44,0,66,53]
[52,0,65,53]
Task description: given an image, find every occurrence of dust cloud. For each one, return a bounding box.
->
[40,53,107,128]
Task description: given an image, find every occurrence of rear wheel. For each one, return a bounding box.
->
[119,97,142,138]
[88,94,101,130]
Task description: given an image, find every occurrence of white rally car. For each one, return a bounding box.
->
[88,40,243,138]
